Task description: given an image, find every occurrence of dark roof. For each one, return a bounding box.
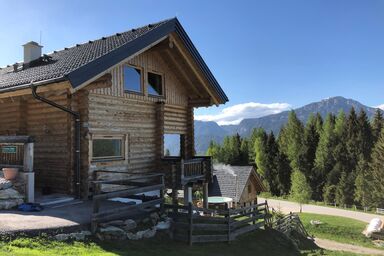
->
[0,18,228,103]
[209,165,256,202]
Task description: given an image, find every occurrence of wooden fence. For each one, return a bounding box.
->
[90,173,165,233]
[272,212,310,239]
[166,201,270,245]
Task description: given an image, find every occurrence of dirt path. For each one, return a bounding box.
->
[259,197,383,223]
[315,238,384,255]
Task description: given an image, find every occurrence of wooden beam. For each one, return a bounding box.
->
[188,97,212,107]
[0,81,71,99]
[158,50,202,97]
[170,34,220,105]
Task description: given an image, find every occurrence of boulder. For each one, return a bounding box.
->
[143,228,156,239]
[126,232,140,240]
[156,218,171,230]
[55,234,70,241]
[0,198,23,210]
[99,220,125,228]
[150,212,160,224]
[122,219,137,231]
[99,226,126,240]
[0,188,24,200]
[0,178,12,190]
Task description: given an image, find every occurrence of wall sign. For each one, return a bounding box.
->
[1,146,17,154]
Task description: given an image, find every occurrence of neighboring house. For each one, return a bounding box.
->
[209,165,265,207]
[0,18,228,200]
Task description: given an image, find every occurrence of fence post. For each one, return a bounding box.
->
[188,202,193,246]
[160,175,165,213]
[91,182,101,234]
[226,204,231,244]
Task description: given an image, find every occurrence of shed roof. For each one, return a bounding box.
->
[0,18,228,104]
[209,165,262,202]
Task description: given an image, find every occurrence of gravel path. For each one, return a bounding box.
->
[315,238,384,255]
[260,197,383,223]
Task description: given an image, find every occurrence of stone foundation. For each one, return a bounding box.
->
[0,175,25,210]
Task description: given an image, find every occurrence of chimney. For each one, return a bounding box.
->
[23,41,42,63]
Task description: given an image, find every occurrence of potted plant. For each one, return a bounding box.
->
[2,168,19,180]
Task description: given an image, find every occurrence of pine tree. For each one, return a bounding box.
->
[276,148,292,195]
[254,129,268,177]
[302,114,321,178]
[206,140,222,162]
[239,138,249,165]
[345,107,360,170]
[278,111,305,171]
[335,171,355,206]
[370,130,384,208]
[372,109,384,143]
[357,109,373,161]
[354,156,373,208]
[290,169,312,212]
[313,113,335,201]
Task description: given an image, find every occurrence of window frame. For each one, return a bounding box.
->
[123,64,144,95]
[147,70,165,98]
[91,135,126,162]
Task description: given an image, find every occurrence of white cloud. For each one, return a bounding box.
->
[195,102,292,126]
[376,104,384,110]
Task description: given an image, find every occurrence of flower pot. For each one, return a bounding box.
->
[2,168,19,180]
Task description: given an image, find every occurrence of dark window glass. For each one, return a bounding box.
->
[93,139,122,159]
[147,72,163,96]
[248,184,252,193]
[124,66,141,92]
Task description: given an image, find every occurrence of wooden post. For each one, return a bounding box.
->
[188,202,193,246]
[226,204,231,243]
[181,158,185,181]
[160,175,165,213]
[23,142,34,172]
[171,164,178,206]
[203,182,209,209]
[91,182,101,234]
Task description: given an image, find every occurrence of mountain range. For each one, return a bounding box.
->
[165,96,383,155]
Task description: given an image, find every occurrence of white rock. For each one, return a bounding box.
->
[126,232,140,240]
[0,178,12,190]
[123,219,137,231]
[143,228,156,239]
[0,198,23,210]
[55,234,70,241]
[0,188,23,200]
[156,220,171,230]
[99,226,126,238]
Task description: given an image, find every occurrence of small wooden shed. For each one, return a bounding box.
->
[209,165,265,208]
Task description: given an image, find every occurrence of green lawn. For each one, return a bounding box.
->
[0,229,358,256]
[299,212,380,250]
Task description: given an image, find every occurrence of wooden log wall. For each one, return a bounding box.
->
[0,87,72,194]
[85,49,195,189]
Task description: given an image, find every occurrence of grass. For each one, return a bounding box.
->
[299,212,381,250]
[0,228,358,256]
[259,193,378,215]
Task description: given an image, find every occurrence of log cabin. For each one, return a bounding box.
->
[209,165,265,208]
[0,18,228,204]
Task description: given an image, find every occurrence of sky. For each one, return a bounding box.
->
[1,0,384,125]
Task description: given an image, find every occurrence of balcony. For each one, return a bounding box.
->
[161,156,213,189]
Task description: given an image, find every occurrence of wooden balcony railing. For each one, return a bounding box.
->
[161,156,213,188]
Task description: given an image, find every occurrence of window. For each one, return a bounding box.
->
[92,136,124,160]
[163,134,181,157]
[124,65,142,93]
[147,72,163,96]
[248,184,252,194]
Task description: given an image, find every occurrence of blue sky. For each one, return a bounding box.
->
[1,1,384,124]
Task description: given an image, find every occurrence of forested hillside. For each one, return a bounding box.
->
[207,108,384,208]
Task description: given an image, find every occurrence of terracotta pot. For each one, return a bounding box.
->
[2,168,19,180]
